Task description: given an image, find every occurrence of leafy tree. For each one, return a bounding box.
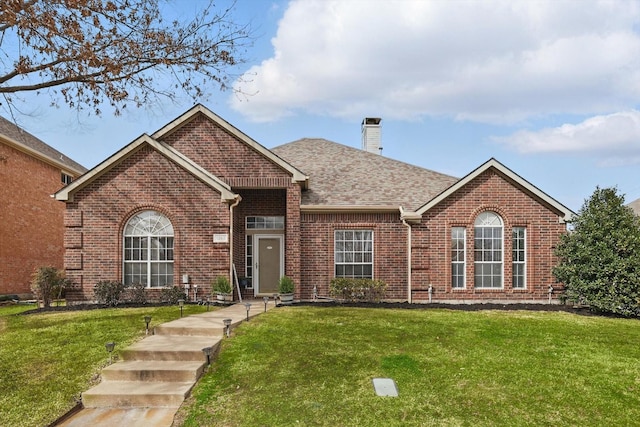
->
[554,187,640,316]
[30,266,69,308]
[0,0,251,115]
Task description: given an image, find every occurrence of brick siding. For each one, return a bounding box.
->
[0,142,66,296]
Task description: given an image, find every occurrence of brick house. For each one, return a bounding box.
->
[55,105,573,304]
[0,116,86,297]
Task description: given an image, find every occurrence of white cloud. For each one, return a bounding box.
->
[230,0,640,123]
[495,110,640,165]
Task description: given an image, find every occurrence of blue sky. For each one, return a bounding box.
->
[8,0,640,211]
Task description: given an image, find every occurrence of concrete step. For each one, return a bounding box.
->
[121,335,221,362]
[82,381,194,408]
[101,360,206,382]
[154,313,245,337]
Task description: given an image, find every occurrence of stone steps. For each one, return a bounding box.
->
[82,381,194,408]
[121,335,220,362]
[101,360,206,382]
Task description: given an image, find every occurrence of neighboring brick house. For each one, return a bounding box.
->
[0,116,86,297]
[55,105,573,304]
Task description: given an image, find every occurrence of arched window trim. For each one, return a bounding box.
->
[123,210,174,288]
[474,211,503,289]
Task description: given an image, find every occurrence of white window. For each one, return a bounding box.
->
[512,227,526,289]
[451,227,466,288]
[335,230,373,278]
[474,212,503,289]
[123,210,174,287]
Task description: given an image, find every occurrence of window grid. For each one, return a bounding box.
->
[246,235,253,280]
[246,216,285,230]
[474,212,503,289]
[123,211,174,288]
[334,230,373,279]
[512,227,526,289]
[451,227,466,288]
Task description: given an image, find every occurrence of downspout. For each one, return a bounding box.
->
[229,195,242,283]
[400,207,412,304]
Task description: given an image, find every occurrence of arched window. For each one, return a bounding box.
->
[123,210,174,287]
[474,212,503,288]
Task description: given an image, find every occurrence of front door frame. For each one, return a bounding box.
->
[254,234,284,296]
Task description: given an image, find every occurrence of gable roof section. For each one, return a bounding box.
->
[628,197,640,216]
[415,158,575,222]
[272,138,459,210]
[0,116,86,175]
[152,104,309,189]
[55,134,237,202]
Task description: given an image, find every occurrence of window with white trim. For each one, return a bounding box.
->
[334,230,373,278]
[512,227,526,289]
[123,210,174,287]
[451,227,466,288]
[474,212,503,288]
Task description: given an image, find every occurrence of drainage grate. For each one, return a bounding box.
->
[372,378,398,397]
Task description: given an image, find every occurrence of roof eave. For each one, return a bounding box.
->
[1,134,86,176]
[301,204,400,214]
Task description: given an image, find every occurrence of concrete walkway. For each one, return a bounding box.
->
[57,301,275,427]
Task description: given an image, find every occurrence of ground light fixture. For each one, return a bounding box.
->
[144,315,152,335]
[263,296,269,312]
[205,296,210,312]
[202,346,214,366]
[223,318,232,337]
[178,299,184,317]
[105,342,115,364]
[244,302,252,321]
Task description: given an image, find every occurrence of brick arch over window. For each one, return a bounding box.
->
[474,211,503,289]
[123,210,174,288]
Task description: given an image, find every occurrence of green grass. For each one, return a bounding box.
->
[0,303,209,427]
[178,307,640,427]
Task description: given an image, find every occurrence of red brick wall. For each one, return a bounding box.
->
[0,142,66,296]
[411,168,567,303]
[299,212,408,300]
[64,146,232,302]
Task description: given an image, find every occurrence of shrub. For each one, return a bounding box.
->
[329,278,387,302]
[126,282,147,305]
[212,276,232,294]
[278,276,294,294]
[31,267,69,308]
[160,286,186,304]
[94,281,126,307]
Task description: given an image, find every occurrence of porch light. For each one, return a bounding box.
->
[244,303,252,321]
[263,296,269,312]
[202,346,214,366]
[223,318,232,337]
[144,315,152,335]
[178,299,184,317]
[105,342,115,364]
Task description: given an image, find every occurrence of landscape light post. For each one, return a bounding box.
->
[223,318,232,338]
[244,303,251,321]
[263,296,269,312]
[178,299,184,317]
[105,342,115,365]
[144,315,152,335]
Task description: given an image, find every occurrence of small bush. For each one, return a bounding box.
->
[31,267,69,308]
[329,278,387,302]
[126,282,147,305]
[94,281,126,307]
[160,286,186,304]
[278,275,294,294]
[212,276,232,294]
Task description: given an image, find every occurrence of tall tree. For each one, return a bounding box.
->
[0,0,251,115]
[554,187,640,316]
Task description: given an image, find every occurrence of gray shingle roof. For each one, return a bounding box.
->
[0,116,87,174]
[628,197,640,216]
[271,138,458,210]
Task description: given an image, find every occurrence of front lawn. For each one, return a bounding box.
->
[0,303,209,427]
[177,306,640,426]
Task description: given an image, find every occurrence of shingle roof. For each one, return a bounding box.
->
[0,116,86,174]
[271,138,458,210]
[628,197,640,216]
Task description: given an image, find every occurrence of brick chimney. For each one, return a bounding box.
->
[361,117,382,155]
